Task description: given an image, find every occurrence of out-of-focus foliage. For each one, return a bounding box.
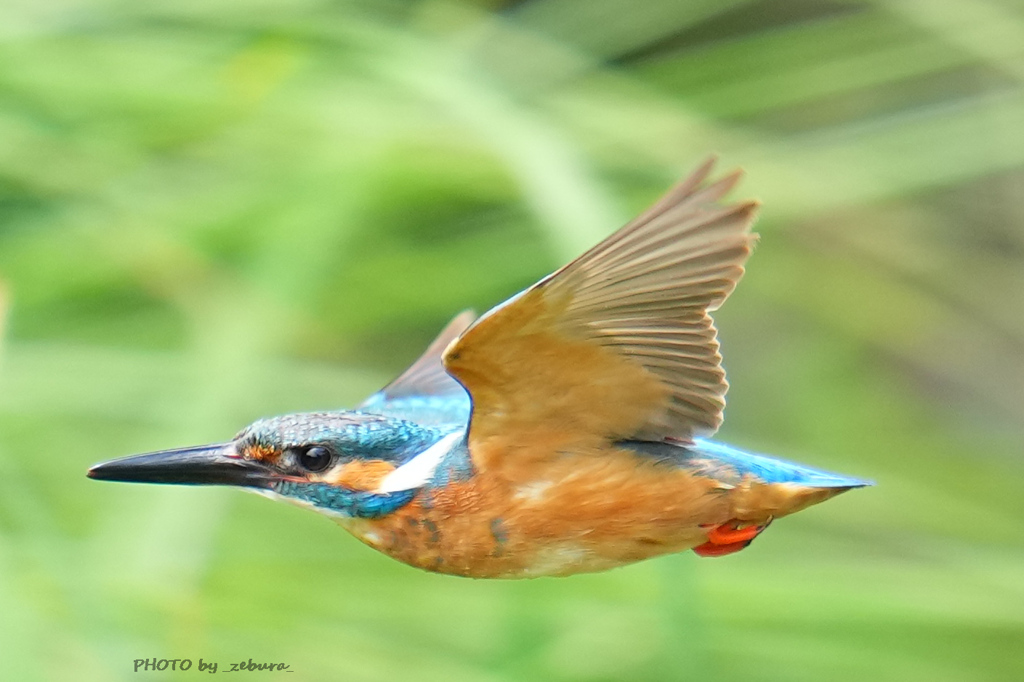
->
[0,0,1022,680]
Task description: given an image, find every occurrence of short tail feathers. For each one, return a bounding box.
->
[684,439,870,523]
[691,438,872,489]
[621,438,871,490]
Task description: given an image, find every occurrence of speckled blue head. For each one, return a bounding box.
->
[236,411,445,467]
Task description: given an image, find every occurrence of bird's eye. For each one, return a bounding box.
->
[296,445,333,473]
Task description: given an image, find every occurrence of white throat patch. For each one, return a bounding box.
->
[375,430,464,494]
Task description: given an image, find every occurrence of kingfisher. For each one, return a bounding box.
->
[88,159,869,578]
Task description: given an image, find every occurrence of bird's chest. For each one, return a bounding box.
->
[337,447,727,578]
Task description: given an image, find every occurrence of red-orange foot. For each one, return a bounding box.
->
[693,519,772,558]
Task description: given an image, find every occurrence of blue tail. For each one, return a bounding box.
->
[691,438,872,488]
[620,438,872,488]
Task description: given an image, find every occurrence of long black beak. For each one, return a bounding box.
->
[87,443,276,488]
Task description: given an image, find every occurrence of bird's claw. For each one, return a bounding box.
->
[693,518,772,558]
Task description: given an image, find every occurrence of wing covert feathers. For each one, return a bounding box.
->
[443,159,759,457]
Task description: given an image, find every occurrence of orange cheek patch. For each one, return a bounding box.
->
[327,460,396,490]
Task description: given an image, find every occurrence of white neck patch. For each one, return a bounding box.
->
[375,430,464,494]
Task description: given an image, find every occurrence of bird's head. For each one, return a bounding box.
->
[88,412,448,518]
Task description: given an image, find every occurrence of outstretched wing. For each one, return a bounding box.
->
[442,158,759,460]
[360,310,476,427]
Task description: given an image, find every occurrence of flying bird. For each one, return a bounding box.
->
[88,159,869,578]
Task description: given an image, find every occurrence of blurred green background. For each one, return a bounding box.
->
[1,0,1022,680]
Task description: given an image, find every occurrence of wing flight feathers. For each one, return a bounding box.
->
[444,159,759,455]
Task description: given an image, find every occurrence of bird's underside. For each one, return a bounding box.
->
[336,437,856,578]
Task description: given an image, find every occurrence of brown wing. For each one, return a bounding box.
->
[442,158,759,458]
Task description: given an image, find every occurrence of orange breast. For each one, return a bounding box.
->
[338,438,725,577]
